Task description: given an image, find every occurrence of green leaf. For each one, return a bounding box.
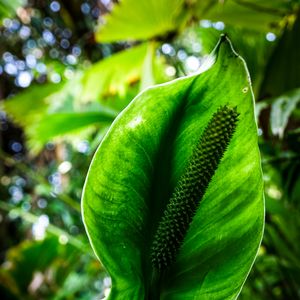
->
[139,42,157,91]
[0,0,26,22]
[270,88,300,138]
[95,0,296,43]
[82,36,264,299]
[259,14,300,98]
[0,238,60,296]
[81,43,169,110]
[187,25,273,96]
[95,0,188,42]
[196,0,295,32]
[3,80,117,153]
[3,82,66,127]
[28,110,116,146]
[81,44,148,103]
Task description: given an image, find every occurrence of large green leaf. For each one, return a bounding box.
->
[82,36,264,299]
[95,0,297,44]
[196,0,296,32]
[180,25,273,96]
[95,0,188,42]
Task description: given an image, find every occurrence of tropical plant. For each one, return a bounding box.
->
[82,36,265,299]
[0,0,299,299]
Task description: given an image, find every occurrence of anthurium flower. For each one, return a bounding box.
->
[82,35,264,300]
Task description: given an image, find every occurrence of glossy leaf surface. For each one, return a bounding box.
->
[82,36,264,299]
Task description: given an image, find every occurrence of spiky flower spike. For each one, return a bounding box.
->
[151,105,239,271]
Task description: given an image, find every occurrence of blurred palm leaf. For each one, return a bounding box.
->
[95,0,298,45]
[3,43,167,152]
[260,14,300,98]
[81,43,165,106]
[3,81,118,153]
[27,110,117,152]
[95,0,188,42]
[196,0,297,32]
[3,82,66,128]
[270,88,300,138]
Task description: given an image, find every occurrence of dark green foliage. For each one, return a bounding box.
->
[151,106,239,271]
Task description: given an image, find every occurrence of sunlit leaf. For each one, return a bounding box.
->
[139,42,157,91]
[95,0,188,42]
[0,0,26,22]
[196,0,295,32]
[3,82,66,127]
[186,25,273,96]
[32,111,116,142]
[81,43,164,106]
[82,36,264,299]
[27,110,117,153]
[3,80,118,153]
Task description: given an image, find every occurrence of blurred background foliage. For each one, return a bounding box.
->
[0,0,300,299]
